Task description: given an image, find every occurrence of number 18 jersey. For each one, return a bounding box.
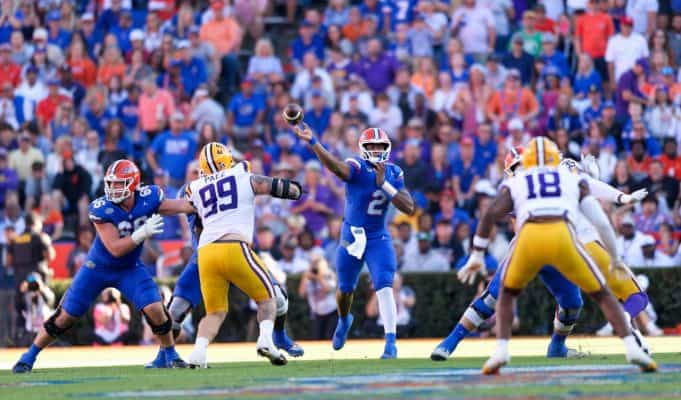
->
[501,167,583,231]
[186,161,255,248]
[343,158,405,234]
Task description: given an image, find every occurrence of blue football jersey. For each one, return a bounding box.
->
[343,157,405,234]
[87,185,165,269]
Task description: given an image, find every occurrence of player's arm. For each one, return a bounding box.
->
[92,216,163,258]
[293,124,351,181]
[457,187,513,285]
[586,175,648,205]
[376,163,415,215]
[250,174,303,200]
[158,199,197,215]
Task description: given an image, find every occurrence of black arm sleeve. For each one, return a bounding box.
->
[270,178,302,200]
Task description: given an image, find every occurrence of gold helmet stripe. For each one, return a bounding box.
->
[537,137,545,167]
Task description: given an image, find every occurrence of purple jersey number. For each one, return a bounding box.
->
[199,175,238,218]
[525,171,561,199]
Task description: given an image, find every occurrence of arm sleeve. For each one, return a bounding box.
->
[586,176,623,203]
[579,195,619,261]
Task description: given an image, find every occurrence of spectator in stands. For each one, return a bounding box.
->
[634,195,673,232]
[629,234,675,267]
[0,192,24,244]
[658,221,679,257]
[325,0,350,27]
[292,20,325,67]
[278,235,308,274]
[646,86,681,139]
[658,138,681,180]
[450,0,496,61]
[451,137,483,207]
[66,225,93,277]
[397,139,428,194]
[290,160,337,235]
[641,159,678,208]
[627,139,653,179]
[616,213,647,264]
[138,76,175,138]
[52,150,92,229]
[369,92,402,139]
[502,36,534,86]
[15,272,54,346]
[625,0,658,37]
[14,65,46,123]
[190,88,225,133]
[247,38,284,84]
[0,148,17,209]
[605,16,649,83]
[486,70,539,131]
[147,111,197,188]
[6,212,55,285]
[432,218,465,268]
[574,0,615,82]
[298,255,338,340]
[354,38,400,94]
[93,288,131,345]
[402,231,450,271]
[0,43,21,89]
[37,194,63,241]
[8,133,44,187]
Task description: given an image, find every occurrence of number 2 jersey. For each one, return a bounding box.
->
[343,157,405,235]
[501,167,583,231]
[87,185,164,269]
[186,161,254,248]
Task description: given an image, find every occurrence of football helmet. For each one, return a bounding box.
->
[359,127,391,163]
[521,137,560,170]
[199,142,233,176]
[104,159,141,203]
[504,146,524,177]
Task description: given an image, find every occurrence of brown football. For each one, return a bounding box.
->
[282,103,304,126]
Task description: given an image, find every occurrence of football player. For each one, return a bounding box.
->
[294,124,415,359]
[13,160,196,373]
[467,137,656,374]
[167,162,303,368]
[181,142,302,366]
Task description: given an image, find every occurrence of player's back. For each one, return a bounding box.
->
[87,185,164,268]
[188,161,255,247]
[503,166,583,231]
[344,158,404,234]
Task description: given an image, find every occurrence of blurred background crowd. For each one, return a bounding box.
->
[1,0,681,346]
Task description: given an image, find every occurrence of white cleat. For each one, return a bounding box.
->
[625,339,658,372]
[632,328,652,355]
[482,348,510,375]
[596,323,614,337]
[256,336,287,366]
[187,348,208,369]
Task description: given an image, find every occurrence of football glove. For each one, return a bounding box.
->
[457,250,486,286]
[131,213,164,245]
[580,153,600,179]
[620,188,648,205]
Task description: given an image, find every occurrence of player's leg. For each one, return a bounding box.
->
[483,223,545,375]
[168,253,202,339]
[538,266,584,358]
[431,271,502,361]
[13,267,107,373]
[188,244,231,368]
[365,236,399,359]
[332,244,364,351]
[271,281,304,357]
[119,262,186,368]
[558,227,656,372]
[233,243,286,365]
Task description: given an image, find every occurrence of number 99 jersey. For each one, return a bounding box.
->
[186,161,254,248]
[344,157,405,234]
[501,167,584,231]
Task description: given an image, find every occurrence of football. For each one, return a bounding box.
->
[282,103,304,126]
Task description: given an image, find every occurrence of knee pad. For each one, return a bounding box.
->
[274,284,288,317]
[167,296,192,324]
[144,308,173,336]
[44,307,72,338]
[554,306,582,335]
[466,291,496,327]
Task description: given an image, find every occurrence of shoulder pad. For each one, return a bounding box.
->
[88,197,112,224]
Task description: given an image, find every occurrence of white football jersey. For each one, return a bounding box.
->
[502,166,583,231]
[187,162,256,248]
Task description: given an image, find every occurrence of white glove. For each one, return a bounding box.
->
[457,250,487,286]
[610,258,634,281]
[580,153,600,179]
[131,213,164,245]
[620,188,648,205]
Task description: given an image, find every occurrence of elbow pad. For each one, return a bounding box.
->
[270,178,302,200]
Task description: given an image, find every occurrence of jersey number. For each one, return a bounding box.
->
[199,176,238,218]
[367,190,389,216]
[525,172,561,199]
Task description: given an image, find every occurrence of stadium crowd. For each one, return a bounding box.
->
[0,0,681,345]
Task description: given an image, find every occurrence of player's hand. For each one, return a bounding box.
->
[457,250,487,286]
[610,259,633,281]
[580,153,600,179]
[620,188,648,204]
[131,213,164,244]
[292,123,314,143]
[374,162,386,187]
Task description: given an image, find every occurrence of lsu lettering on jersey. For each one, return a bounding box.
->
[87,185,164,268]
[501,167,583,231]
[344,157,405,234]
[186,161,255,247]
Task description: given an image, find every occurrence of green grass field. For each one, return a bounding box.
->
[2,352,681,400]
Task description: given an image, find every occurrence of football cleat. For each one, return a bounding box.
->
[12,361,33,374]
[332,314,354,351]
[624,336,657,372]
[632,328,652,355]
[482,347,510,375]
[380,337,397,359]
[145,350,167,369]
[257,335,287,366]
[546,338,569,358]
[273,330,304,357]
[430,346,451,362]
[187,348,208,369]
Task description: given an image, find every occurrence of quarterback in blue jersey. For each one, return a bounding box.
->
[167,164,303,368]
[13,160,196,374]
[294,123,415,359]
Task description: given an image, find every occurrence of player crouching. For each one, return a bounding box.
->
[181,143,303,366]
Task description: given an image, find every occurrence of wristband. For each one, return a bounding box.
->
[382,181,398,198]
[309,136,318,146]
[472,235,489,250]
[616,193,624,205]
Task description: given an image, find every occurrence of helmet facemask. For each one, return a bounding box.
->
[360,141,391,164]
[104,176,134,203]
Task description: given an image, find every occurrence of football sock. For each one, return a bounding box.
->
[495,339,509,357]
[442,323,470,351]
[24,344,42,363]
[259,319,274,343]
[194,337,209,351]
[376,287,397,336]
[550,332,567,344]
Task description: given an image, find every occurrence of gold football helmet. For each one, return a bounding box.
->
[199,142,234,175]
[521,137,560,170]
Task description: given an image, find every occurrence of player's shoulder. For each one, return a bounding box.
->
[138,184,164,203]
[89,196,115,223]
[386,162,404,176]
[344,156,364,171]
